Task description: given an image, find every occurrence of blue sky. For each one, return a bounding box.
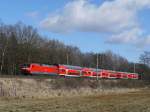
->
[0,0,150,62]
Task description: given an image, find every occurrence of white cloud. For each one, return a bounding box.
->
[135,35,150,48]
[26,11,39,19]
[107,28,150,48]
[40,0,150,47]
[106,28,142,44]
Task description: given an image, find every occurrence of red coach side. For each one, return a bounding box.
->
[20,63,58,75]
[58,65,82,77]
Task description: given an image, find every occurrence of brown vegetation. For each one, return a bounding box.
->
[0,88,150,112]
[0,78,146,98]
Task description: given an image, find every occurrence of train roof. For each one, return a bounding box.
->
[60,64,82,70]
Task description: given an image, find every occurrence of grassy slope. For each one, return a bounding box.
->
[0,90,150,112]
[0,77,145,98]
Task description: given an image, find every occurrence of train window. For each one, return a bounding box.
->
[92,68,101,72]
[20,64,30,68]
[61,69,66,72]
[88,72,91,74]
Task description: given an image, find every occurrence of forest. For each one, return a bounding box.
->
[0,22,150,80]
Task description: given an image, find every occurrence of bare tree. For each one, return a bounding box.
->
[0,33,8,74]
[140,51,150,67]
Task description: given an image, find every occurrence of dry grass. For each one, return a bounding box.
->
[0,78,143,98]
[0,90,150,112]
[0,78,150,112]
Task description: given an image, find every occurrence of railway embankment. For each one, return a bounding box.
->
[0,77,146,98]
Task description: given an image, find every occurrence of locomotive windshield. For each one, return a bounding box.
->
[20,64,30,68]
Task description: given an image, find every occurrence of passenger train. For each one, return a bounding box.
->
[19,63,139,79]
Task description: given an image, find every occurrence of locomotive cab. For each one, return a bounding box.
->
[19,64,31,75]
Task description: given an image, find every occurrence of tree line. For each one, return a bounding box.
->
[0,22,150,80]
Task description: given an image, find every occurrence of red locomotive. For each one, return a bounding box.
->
[20,63,58,75]
[20,63,139,79]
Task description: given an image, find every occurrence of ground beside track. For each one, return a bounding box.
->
[0,77,149,112]
[0,90,150,112]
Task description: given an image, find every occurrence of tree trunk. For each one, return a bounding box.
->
[0,39,8,74]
